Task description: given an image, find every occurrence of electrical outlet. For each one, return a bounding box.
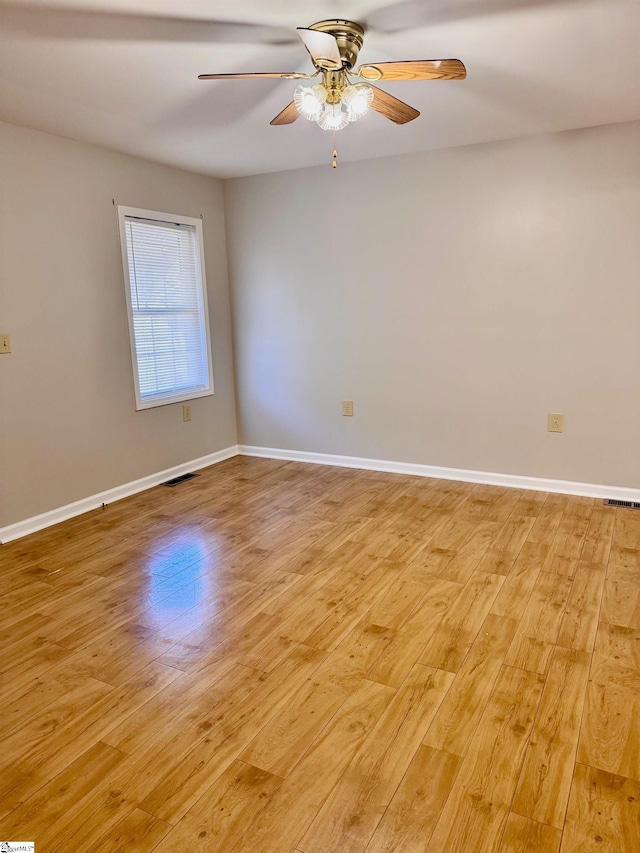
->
[342,400,354,417]
[182,405,192,422]
[548,413,564,433]
[0,333,11,353]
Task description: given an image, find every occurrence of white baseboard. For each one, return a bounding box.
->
[4,442,636,544]
[0,445,239,544]
[239,444,640,503]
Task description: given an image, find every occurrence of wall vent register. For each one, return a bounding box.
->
[163,473,200,487]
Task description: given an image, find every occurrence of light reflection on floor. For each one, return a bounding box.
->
[144,530,214,635]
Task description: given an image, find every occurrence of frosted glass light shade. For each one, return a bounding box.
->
[317,102,349,131]
[294,84,327,120]
[342,83,373,122]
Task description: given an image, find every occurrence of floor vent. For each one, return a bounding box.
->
[604,499,640,509]
[163,472,200,487]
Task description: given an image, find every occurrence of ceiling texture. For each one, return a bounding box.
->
[1,0,639,177]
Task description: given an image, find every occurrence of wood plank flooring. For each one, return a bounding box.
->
[1,456,639,851]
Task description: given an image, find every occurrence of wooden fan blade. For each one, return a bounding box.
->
[357,59,466,82]
[296,28,342,70]
[270,102,300,126]
[199,71,306,80]
[370,86,420,124]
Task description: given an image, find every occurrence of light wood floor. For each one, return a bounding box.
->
[1,457,639,852]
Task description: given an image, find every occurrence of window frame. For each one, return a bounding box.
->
[117,205,215,411]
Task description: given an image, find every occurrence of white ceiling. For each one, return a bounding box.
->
[1,0,639,178]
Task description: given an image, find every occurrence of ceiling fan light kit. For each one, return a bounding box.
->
[342,84,375,120]
[198,18,466,138]
[293,83,326,121]
[294,80,373,129]
[317,101,350,132]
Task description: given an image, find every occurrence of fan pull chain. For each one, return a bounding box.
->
[332,132,337,168]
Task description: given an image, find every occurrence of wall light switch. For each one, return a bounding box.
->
[0,333,11,353]
[183,405,192,422]
[342,400,354,417]
[548,413,564,433]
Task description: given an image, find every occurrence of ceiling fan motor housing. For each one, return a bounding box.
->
[309,20,365,69]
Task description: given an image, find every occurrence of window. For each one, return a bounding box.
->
[118,206,214,410]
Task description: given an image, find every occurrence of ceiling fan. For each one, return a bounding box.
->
[199,19,466,131]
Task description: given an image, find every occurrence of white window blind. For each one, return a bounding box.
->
[118,207,213,409]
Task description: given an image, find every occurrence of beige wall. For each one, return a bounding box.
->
[0,122,237,527]
[225,121,640,489]
[2,120,637,531]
